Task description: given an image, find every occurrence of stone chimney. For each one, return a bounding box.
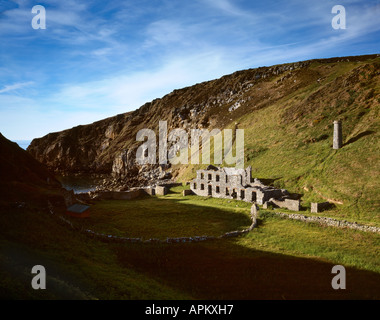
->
[246,166,252,184]
[333,120,342,149]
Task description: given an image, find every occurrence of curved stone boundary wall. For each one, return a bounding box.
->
[49,195,379,247]
[272,212,380,234]
[48,202,259,244]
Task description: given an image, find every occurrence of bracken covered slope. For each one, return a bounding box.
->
[0,133,65,207]
[27,54,380,223]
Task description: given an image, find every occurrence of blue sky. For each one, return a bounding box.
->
[0,0,379,140]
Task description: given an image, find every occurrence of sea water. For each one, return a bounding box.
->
[56,174,103,194]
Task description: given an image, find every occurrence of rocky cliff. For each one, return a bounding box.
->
[27,54,380,189]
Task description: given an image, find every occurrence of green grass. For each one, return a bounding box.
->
[71,187,251,240]
[176,58,380,226]
[1,187,379,299]
[240,211,380,273]
[0,203,189,300]
[71,187,379,274]
[112,190,380,299]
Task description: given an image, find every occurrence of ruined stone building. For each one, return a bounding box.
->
[190,165,300,211]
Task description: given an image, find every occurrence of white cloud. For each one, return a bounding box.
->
[145,20,186,46]
[46,50,240,115]
[1,0,379,141]
[0,81,35,94]
[201,0,256,19]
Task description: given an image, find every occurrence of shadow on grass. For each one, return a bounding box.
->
[256,177,283,186]
[77,194,253,239]
[1,195,380,300]
[344,130,375,147]
[109,195,380,300]
[115,237,380,300]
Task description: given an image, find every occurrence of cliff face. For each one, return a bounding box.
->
[27,58,315,177]
[26,114,126,173]
[27,54,380,186]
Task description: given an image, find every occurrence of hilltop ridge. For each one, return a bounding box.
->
[27,54,380,223]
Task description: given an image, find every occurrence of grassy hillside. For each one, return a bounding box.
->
[0,133,64,206]
[0,134,187,299]
[27,55,379,224]
[175,57,380,225]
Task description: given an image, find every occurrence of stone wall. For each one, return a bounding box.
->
[49,193,380,251]
[48,201,260,244]
[256,188,284,205]
[143,187,155,196]
[183,189,194,196]
[273,212,380,233]
[311,202,332,213]
[160,182,183,188]
[269,198,300,211]
[155,186,168,196]
[98,189,145,200]
[84,184,183,200]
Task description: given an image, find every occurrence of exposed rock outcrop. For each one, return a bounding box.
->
[26,54,380,188]
[26,58,319,181]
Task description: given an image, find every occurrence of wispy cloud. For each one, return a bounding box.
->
[0,81,34,94]
[200,0,256,19]
[0,0,379,140]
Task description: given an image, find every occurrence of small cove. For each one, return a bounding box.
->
[56,174,105,194]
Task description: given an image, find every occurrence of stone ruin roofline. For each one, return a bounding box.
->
[190,166,302,212]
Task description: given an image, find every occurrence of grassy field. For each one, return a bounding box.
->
[72,192,251,239]
[2,186,379,300]
[0,202,188,300]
